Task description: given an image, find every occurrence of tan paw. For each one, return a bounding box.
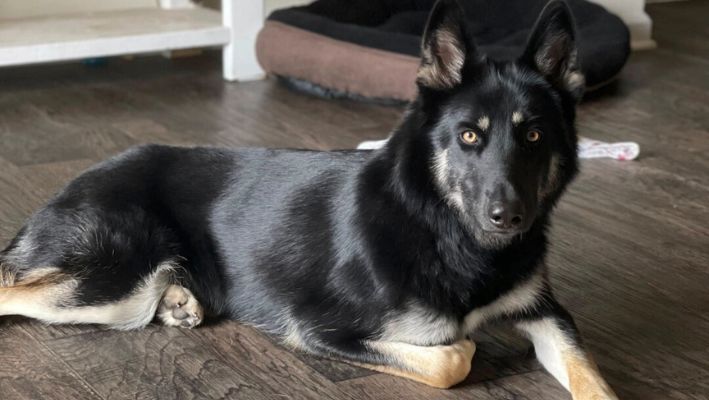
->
[425,339,476,388]
[157,285,204,328]
[567,353,620,400]
[573,389,619,400]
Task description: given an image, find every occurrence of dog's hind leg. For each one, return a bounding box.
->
[1,203,208,330]
[0,262,196,330]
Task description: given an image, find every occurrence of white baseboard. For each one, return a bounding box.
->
[587,0,656,50]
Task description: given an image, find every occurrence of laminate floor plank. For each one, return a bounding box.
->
[0,317,102,400]
[41,324,340,400]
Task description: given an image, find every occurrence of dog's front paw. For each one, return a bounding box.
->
[157,285,204,328]
[424,339,476,388]
[574,390,619,400]
[570,374,619,400]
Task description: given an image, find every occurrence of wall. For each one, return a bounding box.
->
[0,1,154,19]
[587,0,655,49]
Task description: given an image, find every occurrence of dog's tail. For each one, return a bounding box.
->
[0,254,68,318]
[0,257,16,287]
[0,254,18,316]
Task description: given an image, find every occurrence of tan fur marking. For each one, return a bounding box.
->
[432,149,450,190]
[431,149,465,212]
[539,154,561,199]
[477,116,490,131]
[282,324,307,350]
[0,263,16,287]
[565,351,619,400]
[380,302,459,345]
[512,111,524,125]
[517,318,618,399]
[0,268,74,317]
[0,263,178,330]
[0,267,67,290]
[565,71,586,92]
[464,270,545,332]
[447,186,465,211]
[360,340,475,388]
[417,28,465,89]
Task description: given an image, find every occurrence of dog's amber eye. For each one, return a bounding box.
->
[460,130,479,145]
[526,130,542,143]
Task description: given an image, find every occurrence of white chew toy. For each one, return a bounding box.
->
[577,137,640,160]
[357,137,640,161]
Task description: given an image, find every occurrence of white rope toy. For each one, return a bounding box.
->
[357,137,640,161]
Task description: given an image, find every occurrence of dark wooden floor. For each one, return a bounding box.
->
[1,2,708,399]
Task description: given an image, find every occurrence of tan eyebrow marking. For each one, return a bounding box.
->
[476,116,490,131]
[512,111,524,125]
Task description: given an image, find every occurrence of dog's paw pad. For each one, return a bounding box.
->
[158,285,204,328]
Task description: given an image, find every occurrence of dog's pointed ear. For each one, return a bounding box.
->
[521,1,585,100]
[417,0,478,90]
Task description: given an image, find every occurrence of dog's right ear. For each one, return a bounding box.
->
[417,0,478,91]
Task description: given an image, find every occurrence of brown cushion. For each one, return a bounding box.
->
[257,21,419,102]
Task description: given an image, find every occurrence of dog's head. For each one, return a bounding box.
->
[403,0,582,247]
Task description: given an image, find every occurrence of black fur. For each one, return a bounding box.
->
[2,0,587,375]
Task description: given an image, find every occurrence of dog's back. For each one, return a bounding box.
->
[0,144,372,323]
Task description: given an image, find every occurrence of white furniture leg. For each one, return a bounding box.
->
[222,0,265,81]
[159,0,195,8]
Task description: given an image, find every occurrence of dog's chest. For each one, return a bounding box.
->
[379,272,544,345]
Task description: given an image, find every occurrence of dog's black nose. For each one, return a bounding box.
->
[488,201,524,230]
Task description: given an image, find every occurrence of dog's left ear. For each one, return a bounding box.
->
[521,1,585,101]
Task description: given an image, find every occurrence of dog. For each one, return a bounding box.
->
[0,0,618,398]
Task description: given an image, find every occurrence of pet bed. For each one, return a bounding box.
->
[256,0,630,102]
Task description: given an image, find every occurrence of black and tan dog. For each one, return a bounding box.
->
[0,1,617,398]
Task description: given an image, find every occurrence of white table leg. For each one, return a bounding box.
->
[222,0,265,81]
[159,0,195,8]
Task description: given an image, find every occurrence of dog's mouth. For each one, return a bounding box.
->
[482,228,523,236]
[472,231,519,249]
[470,212,537,248]
[480,228,527,245]
[466,222,525,249]
[456,205,536,248]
